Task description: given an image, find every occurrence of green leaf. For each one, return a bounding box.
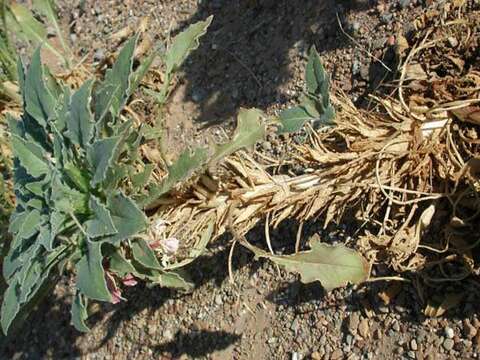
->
[87,136,121,187]
[5,3,63,61]
[131,164,154,189]
[108,248,136,277]
[211,108,265,163]
[32,0,71,63]
[278,47,335,133]
[105,192,147,244]
[306,46,327,96]
[154,270,193,291]
[50,176,88,214]
[165,16,213,76]
[71,292,89,332]
[85,196,117,239]
[131,238,162,270]
[64,162,90,193]
[242,235,369,291]
[15,209,42,240]
[65,79,95,149]
[144,147,208,205]
[94,36,137,122]
[1,279,20,335]
[278,106,313,134]
[10,134,49,179]
[128,50,157,97]
[23,48,56,128]
[76,241,112,302]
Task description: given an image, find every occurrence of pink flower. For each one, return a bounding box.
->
[161,237,179,254]
[122,273,138,287]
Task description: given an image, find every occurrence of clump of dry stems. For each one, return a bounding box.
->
[150,0,480,292]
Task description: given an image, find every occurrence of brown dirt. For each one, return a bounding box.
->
[2,0,480,359]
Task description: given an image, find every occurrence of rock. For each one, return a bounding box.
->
[380,13,393,25]
[215,294,223,305]
[311,351,322,360]
[291,352,299,360]
[330,349,343,360]
[399,0,410,9]
[346,334,354,346]
[443,338,454,351]
[410,339,418,351]
[464,321,477,339]
[348,313,360,334]
[93,48,105,62]
[445,327,454,339]
[392,321,400,332]
[407,350,416,359]
[473,332,480,346]
[352,59,361,76]
[358,318,369,338]
[448,37,459,48]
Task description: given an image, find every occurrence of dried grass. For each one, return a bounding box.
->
[149,1,480,286]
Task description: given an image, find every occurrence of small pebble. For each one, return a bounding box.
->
[358,318,369,338]
[399,0,411,9]
[443,338,454,351]
[448,36,459,48]
[410,339,418,351]
[445,327,454,339]
[330,349,343,360]
[392,322,400,332]
[348,313,360,334]
[214,294,223,305]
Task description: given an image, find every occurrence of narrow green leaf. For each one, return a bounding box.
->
[6,4,45,43]
[66,79,95,149]
[87,136,121,187]
[85,196,117,239]
[144,147,208,205]
[211,108,265,163]
[1,279,20,335]
[6,3,64,61]
[71,292,89,332]
[94,36,137,121]
[24,48,56,127]
[165,16,213,75]
[155,270,193,291]
[242,235,370,291]
[306,46,326,95]
[104,192,147,244]
[131,238,162,270]
[76,241,112,302]
[128,50,157,97]
[32,0,71,62]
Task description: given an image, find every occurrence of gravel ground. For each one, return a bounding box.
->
[2,0,480,359]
